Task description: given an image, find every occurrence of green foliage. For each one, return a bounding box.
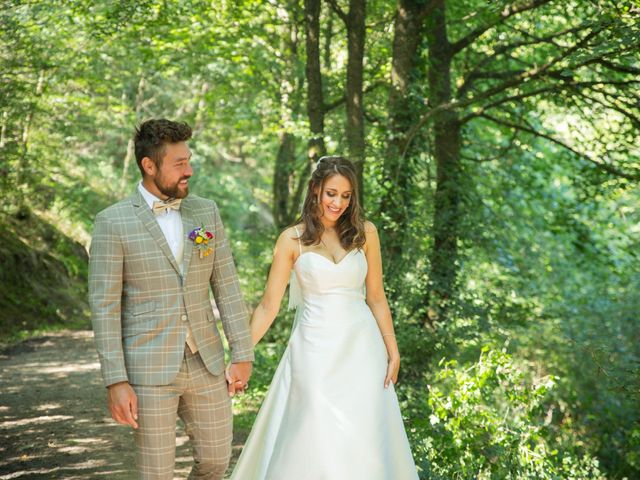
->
[410,347,606,479]
[0,212,89,345]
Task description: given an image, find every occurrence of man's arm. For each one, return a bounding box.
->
[89,212,128,387]
[209,202,254,367]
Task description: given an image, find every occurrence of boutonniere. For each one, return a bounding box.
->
[189,226,214,258]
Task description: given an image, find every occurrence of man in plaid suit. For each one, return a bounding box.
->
[89,119,253,479]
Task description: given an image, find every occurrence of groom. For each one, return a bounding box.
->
[89,118,253,479]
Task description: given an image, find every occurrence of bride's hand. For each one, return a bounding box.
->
[384,356,400,388]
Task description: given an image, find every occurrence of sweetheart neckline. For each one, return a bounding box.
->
[294,249,361,267]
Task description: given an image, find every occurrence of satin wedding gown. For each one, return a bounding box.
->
[230,242,418,479]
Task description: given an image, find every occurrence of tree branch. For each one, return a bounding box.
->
[323,81,385,113]
[325,0,348,24]
[459,23,594,96]
[450,0,553,55]
[589,58,640,76]
[460,79,640,123]
[479,113,640,180]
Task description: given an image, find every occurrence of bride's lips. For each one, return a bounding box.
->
[326,205,342,215]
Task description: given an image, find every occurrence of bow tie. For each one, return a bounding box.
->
[152,198,182,215]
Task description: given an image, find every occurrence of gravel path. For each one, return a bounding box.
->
[0,330,246,479]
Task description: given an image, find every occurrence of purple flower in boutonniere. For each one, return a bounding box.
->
[189,226,214,258]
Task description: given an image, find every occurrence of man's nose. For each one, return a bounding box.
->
[184,162,193,177]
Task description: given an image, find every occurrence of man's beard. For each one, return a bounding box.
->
[154,174,189,199]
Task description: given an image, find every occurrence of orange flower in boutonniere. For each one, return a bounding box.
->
[188,226,214,258]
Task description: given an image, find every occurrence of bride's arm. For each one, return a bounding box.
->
[363,221,401,387]
[250,229,297,346]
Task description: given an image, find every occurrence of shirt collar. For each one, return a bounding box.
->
[138,181,162,210]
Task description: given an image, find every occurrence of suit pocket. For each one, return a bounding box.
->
[132,301,156,316]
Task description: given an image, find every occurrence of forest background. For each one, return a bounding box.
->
[1,0,639,478]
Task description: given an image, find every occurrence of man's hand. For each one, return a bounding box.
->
[225,361,253,397]
[107,381,138,429]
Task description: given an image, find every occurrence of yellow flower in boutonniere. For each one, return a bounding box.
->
[189,226,214,258]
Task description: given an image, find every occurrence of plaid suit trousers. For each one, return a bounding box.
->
[132,348,232,480]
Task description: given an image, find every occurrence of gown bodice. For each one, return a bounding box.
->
[293,249,367,299]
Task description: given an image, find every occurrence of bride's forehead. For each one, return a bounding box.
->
[322,174,352,192]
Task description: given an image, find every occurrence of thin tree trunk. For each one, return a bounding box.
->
[323,7,334,71]
[0,111,7,148]
[304,0,326,163]
[425,0,461,325]
[274,131,297,228]
[21,70,45,152]
[18,69,45,190]
[345,0,366,202]
[194,81,210,134]
[380,0,430,272]
[273,0,305,228]
[120,74,145,195]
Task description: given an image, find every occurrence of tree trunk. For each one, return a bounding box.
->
[0,111,7,149]
[425,0,461,324]
[323,6,334,71]
[272,0,305,228]
[380,0,429,272]
[120,74,145,195]
[304,0,326,163]
[274,131,297,228]
[194,81,210,134]
[345,0,366,202]
[18,69,45,189]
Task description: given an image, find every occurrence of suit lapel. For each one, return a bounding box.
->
[132,190,181,276]
[180,198,197,281]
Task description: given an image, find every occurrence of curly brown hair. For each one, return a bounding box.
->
[134,119,192,175]
[294,156,366,251]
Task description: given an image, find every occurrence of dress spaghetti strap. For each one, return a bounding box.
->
[293,225,303,257]
[288,225,304,310]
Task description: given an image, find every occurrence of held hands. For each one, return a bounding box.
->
[107,381,138,429]
[225,361,253,397]
[385,356,400,389]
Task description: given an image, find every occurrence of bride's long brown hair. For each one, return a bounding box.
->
[293,156,366,250]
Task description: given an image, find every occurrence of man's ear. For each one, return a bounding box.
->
[141,157,156,176]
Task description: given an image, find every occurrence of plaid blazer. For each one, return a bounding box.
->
[89,190,254,387]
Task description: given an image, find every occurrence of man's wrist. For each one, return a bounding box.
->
[107,380,130,389]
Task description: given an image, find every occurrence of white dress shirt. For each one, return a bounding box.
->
[138,182,198,353]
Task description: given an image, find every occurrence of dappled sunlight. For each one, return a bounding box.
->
[0,331,233,478]
[19,360,100,375]
[1,414,73,428]
[0,331,141,479]
[176,433,189,447]
[34,402,62,411]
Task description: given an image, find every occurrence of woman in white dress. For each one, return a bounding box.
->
[230,156,418,479]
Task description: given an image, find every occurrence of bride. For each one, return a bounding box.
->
[230,156,418,479]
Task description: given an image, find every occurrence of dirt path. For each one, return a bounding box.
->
[0,330,246,479]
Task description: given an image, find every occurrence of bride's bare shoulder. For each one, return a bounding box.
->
[364,220,377,234]
[275,224,304,249]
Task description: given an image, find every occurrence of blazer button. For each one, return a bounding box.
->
[181,314,188,321]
